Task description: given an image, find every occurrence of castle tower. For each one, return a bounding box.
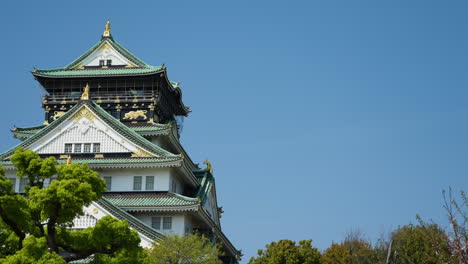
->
[2,21,239,264]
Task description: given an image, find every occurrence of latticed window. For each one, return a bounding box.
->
[151,217,161,230]
[8,178,16,192]
[106,60,112,66]
[145,176,154,190]
[103,176,112,191]
[64,144,72,153]
[163,217,172,230]
[83,143,91,153]
[133,176,142,190]
[74,144,82,153]
[93,143,101,153]
[99,60,105,66]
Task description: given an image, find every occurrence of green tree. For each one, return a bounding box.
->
[147,233,222,264]
[322,231,379,264]
[0,148,145,263]
[248,239,322,264]
[389,223,455,264]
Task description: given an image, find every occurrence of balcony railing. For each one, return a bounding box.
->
[43,91,156,104]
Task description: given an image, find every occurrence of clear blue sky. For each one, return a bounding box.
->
[0,0,467,262]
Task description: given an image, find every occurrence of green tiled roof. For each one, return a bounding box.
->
[12,125,46,140]
[33,66,163,78]
[96,198,165,241]
[103,192,199,207]
[0,157,179,166]
[12,123,170,140]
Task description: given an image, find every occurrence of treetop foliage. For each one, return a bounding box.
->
[0,148,145,263]
[146,233,223,264]
[248,239,321,264]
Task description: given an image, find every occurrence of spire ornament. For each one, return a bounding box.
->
[103,19,111,38]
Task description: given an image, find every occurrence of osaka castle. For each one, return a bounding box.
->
[0,21,240,263]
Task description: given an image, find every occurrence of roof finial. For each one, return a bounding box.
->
[66,156,72,165]
[203,160,213,175]
[103,19,111,38]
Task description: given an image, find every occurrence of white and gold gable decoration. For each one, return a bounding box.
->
[73,40,138,69]
[29,105,155,157]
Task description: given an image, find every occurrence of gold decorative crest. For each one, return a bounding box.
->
[70,107,96,123]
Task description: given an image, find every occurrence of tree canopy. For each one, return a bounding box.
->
[388,223,456,264]
[248,239,321,264]
[146,233,223,264]
[0,148,145,263]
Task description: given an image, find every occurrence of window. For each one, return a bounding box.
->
[171,179,177,193]
[74,144,82,153]
[151,217,161,230]
[106,60,112,66]
[163,217,172,230]
[103,176,112,191]
[133,176,142,190]
[99,60,105,66]
[19,178,28,193]
[83,143,92,153]
[8,178,16,191]
[145,176,154,190]
[64,144,72,153]
[93,143,101,153]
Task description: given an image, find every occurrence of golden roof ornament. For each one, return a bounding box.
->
[66,156,72,165]
[203,160,213,174]
[81,83,90,100]
[103,19,111,38]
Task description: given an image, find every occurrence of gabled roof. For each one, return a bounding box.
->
[0,100,181,162]
[65,37,147,70]
[32,29,161,78]
[95,198,165,241]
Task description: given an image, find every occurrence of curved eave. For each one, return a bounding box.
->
[0,158,183,170]
[160,68,191,116]
[32,68,165,79]
[121,205,200,212]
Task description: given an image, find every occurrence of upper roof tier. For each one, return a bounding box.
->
[32,21,190,118]
[33,21,163,78]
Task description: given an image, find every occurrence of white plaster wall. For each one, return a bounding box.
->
[98,168,170,192]
[169,171,185,194]
[132,213,186,236]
